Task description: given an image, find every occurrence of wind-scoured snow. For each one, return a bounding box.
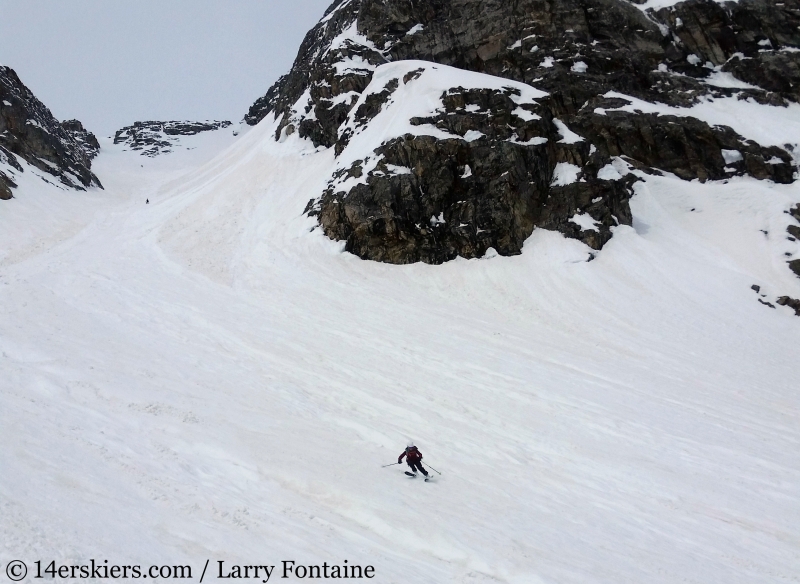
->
[1,75,800,584]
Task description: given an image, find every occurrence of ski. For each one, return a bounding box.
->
[404,471,417,478]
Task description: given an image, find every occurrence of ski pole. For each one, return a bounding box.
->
[381,462,402,468]
[422,462,441,475]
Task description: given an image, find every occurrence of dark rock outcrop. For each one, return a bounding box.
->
[572,96,794,183]
[789,204,800,242]
[247,0,799,264]
[1,65,102,198]
[0,146,21,200]
[113,120,232,157]
[251,0,800,131]
[777,295,800,315]
[788,204,800,277]
[61,119,100,160]
[245,75,288,127]
[307,76,637,263]
[657,0,800,103]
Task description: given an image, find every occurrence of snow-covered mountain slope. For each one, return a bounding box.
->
[1,98,800,583]
[2,0,800,582]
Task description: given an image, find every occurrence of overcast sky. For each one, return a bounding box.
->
[0,0,333,136]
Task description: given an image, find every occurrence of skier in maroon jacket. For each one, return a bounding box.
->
[398,442,429,477]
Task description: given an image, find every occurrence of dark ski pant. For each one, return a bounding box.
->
[407,460,428,476]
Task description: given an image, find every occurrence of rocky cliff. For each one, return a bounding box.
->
[0,65,102,200]
[113,120,232,157]
[246,0,799,265]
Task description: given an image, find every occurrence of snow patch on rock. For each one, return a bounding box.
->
[551,162,582,186]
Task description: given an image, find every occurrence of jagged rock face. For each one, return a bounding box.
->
[0,65,102,198]
[786,204,800,279]
[61,119,100,160]
[251,0,800,134]
[572,96,794,183]
[248,0,799,264]
[113,120,232,157]
[245,75,289,127]
[658,0,800,102]
[306,65,637,263]
[0,144,21,200]
[789,205,800,242]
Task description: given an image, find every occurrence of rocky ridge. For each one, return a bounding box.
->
[789,204,800,279]
[1,65,102,200]
[113,120,232,157]
[246,0,800,265]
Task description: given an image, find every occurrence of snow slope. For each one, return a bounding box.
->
[1,103,800,584]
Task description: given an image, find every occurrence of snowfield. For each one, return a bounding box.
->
[1,105,800,584]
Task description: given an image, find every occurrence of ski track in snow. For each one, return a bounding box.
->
[1,108,800,584]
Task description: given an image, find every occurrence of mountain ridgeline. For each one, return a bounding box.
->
[0,65,101,200]
[246,0,800,265]
[113,121,233,157]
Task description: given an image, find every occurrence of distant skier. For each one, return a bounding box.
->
[398,442,428,478]
[146,199,149,204]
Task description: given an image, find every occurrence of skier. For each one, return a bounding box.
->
[398,442,429,478]
[146,199,149,204]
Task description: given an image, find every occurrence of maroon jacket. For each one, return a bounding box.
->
[399,447,422,464]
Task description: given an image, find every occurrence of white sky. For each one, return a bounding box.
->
[0,0,334,136]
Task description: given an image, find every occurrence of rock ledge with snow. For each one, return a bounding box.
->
[113,120,233,157]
